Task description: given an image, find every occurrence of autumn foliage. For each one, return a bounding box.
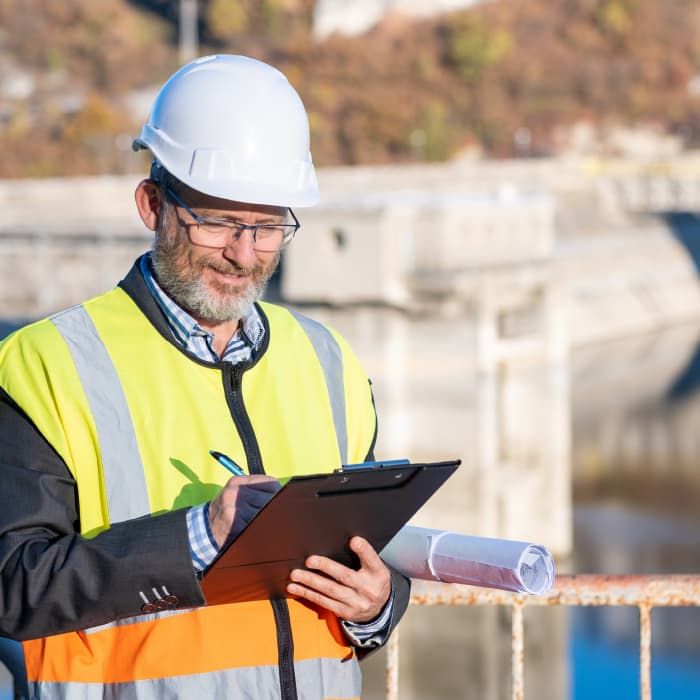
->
[0,0,698,177]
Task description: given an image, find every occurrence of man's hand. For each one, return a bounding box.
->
[208,476,280,548]
[286,536,391,623]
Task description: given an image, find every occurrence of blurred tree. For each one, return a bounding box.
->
[261,0,284,35]
[0,0,172,91]
[0,0,172,177]
[595,0,633,36]
[62,93,126,146]
[447,12,512,85]
[202,0,296,42]
[420,102,459,162]
[0,0,698,176]
[205,0,248,40]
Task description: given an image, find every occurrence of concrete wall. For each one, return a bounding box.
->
[2,157,700,343]
[282,189,555,306]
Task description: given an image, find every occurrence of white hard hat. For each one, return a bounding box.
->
[133,54,319,207]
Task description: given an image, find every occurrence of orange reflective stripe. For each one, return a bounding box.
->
[25,603,276,683]
[288,600,355,661]
[24,599,353,684]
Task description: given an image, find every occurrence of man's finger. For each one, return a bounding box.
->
[234,501,261,523]
[286,581,349,619]
[304,555,357,587]
[289,566,357,604]
[224,475,279,490]
[349,536,384,572]
[239,487,276,509]
[247,478,281,493]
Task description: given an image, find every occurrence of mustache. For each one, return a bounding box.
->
[198,258,259,277]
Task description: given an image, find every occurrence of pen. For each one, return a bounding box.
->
[209,450,246,477]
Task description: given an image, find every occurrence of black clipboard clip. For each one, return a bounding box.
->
[335,458,411,473]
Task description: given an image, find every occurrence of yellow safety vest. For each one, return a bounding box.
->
[0,285,377,699]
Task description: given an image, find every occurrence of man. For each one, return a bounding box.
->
[0,55,409,699]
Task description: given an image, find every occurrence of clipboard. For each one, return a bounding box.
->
[201,458,460,605]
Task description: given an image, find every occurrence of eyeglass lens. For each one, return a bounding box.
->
[191,221,294,252]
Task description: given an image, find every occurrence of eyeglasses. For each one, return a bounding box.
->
[164,186,299,253]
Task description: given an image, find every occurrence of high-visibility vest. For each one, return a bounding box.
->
[0,285,377,699]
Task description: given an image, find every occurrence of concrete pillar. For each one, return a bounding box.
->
[474,265,572,557]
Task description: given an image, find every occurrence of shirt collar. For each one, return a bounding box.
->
[139,253,265,363]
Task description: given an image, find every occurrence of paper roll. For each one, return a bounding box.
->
[381,526,555,595]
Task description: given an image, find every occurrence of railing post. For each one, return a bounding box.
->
[512,603,525,700]
[386,626,400,700]
[639,603,652,700]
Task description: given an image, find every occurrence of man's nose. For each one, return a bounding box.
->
[222,227,258,265]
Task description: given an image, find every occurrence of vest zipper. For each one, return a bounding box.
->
[223,363,298,700]
[271,598,299,700]
[224,363,264,475]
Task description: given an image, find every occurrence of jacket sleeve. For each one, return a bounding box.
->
[349,434,411,656]
[0,390,205,641]
[387,565,411,636]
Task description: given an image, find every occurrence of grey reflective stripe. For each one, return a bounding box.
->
[51,305,150,523]
[295,656,361,699]
[29,657,360,699]
[29,666,279,700]
[290,310,348,464]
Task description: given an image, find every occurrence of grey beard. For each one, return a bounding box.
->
[153,259,267,322]
[151,223,278,323]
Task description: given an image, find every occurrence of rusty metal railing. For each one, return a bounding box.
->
[385,575,700,700]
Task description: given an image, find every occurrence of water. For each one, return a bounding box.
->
[2,316,700,698]
[570,325,700,700]
[572,607,700,700]
[0,638,21,700]
[572,507,700,699]
[0,320,25,338]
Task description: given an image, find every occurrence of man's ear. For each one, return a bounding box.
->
[134,179,162,231]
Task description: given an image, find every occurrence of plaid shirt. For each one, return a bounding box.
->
[141,253,392,646]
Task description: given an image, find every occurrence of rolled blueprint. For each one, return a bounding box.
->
[380,526,555,595]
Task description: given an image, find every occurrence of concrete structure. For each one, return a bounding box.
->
[282,188,554,306]
[0,175,149,317]
[5,156,696,333]
[313,0,486,40]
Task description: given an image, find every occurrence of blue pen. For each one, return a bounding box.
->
[209,450,246,477]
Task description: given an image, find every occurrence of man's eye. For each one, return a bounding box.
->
[257,226,284,237]
[199,223,234,235]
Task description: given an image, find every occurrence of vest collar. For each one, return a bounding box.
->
[118,254,271,367]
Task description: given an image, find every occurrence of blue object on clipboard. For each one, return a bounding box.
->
[339,459,411,472]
